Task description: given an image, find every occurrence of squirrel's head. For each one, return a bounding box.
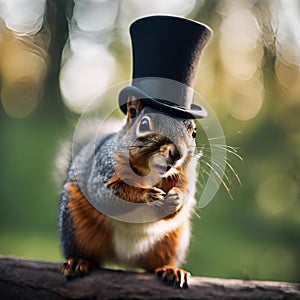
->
[120,97,198,183]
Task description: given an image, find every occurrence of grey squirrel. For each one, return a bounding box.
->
[58,99,199,288]
[57,15,212,289]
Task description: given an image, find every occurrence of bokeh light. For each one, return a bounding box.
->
[1,32,49,117]
[0,0,46,35]
[0,0,49,118]
[220,2,261,81]
[272,0,300,66]
[218,0,264,121]
[256,174,299,217]
[59,40,116,113]
[275,59,300,105]
[73,0,119,32]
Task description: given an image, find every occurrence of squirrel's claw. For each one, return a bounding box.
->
[62,257,95,279]
[155,265,190,288]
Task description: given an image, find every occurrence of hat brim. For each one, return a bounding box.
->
[118,86,207,119]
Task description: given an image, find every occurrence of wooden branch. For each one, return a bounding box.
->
[0,256,299,300]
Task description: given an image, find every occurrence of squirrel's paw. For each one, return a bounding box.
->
[62,257,95,279]
[155,265,190,288]
[151,189,183,215]
[143,187,166,202]
[164,192,183,213]
[164,191,183,206]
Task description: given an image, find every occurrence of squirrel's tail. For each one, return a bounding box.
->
[54,118,125,188]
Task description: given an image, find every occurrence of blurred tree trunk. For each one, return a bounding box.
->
[39,0,72,119]
[0,256,299,300]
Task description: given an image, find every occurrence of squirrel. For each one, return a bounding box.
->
[57,97,200,288]
[57,15,212,289]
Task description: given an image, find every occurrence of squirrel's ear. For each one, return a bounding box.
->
[127,96,143,121]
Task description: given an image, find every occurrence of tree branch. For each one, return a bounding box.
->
[0,256,299,300]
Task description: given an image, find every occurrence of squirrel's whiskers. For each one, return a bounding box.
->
[195,143,241,200]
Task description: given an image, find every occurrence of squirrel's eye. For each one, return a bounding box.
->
[139,117,150,132]
[192,128,197,139]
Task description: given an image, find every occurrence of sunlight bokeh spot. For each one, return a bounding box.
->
[60,43,116,113]
[275,59,300,104]
[122,0,196,17]
[228,78,264,121]
[73,0,119,32]
[256,174,299,217]
[220,1,261,81]
[0,0,46,35]
[0,32,48,118]
[273,0,300,66]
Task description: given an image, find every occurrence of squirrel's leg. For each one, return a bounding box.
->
[141,223,191,288]
[154,177,191,288]
[59,183,114,278]
[59,184,97,278]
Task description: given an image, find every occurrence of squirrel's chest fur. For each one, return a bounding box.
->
[67,183,193,269]
[112,222,165,261]
[111,212,190,264]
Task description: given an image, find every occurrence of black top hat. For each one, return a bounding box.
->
[118,15,212,119]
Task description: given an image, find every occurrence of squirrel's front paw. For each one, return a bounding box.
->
[163,191,183,214]
[150,189,183,215]
[62,257,95,279]
[143,187,166,202]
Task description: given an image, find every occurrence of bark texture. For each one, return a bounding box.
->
[0,256,299,300]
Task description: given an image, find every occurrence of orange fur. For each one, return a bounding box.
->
[139,225,183,271]
[107,173,165,203]
[67,184,115,264]
[67,183,186,272]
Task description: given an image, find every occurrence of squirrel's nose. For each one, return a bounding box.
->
[168,144,181,165]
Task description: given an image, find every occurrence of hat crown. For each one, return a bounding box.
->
[118,15,212,119]
[130,15,212,88]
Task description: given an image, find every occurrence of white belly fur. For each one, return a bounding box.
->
[111,196,196,265]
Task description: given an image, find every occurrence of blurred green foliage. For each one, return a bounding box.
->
[0,0,299,283]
